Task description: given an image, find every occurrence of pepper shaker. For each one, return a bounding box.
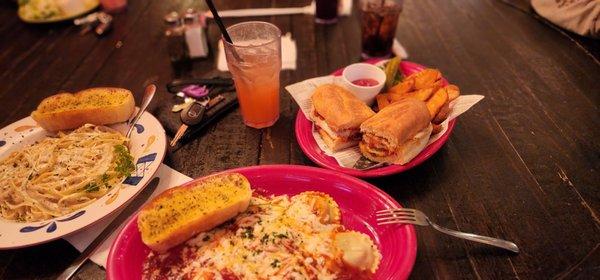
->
[164,12,190,65]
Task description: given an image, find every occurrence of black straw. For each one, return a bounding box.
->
[205,0,233,44]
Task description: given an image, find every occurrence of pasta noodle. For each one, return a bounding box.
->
[0,124,134,222]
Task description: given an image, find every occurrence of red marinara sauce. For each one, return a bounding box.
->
[351,78,379,87]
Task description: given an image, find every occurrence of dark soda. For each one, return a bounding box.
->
[315,0,339,24]
[360,0,402,58]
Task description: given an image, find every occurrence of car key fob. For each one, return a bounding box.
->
[180,101,206,126]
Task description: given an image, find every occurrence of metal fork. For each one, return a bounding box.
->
[376,208,519,253]
[126,84,156,138]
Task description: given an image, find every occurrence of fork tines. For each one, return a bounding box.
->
[376,208,415,215]
[376,208,417,225]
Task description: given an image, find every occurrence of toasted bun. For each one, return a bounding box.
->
[360,98,430,148]
[138,173,252,253]
[360,123,432,164]
[31,87,135,132]
[310,84,375,131]
[317,127,359,152]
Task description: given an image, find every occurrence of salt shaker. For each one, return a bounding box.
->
[183,9,209,59]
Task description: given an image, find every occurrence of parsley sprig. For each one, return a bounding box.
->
[83,182,100,193]
[79,144,133,193]
[113,144,134,177]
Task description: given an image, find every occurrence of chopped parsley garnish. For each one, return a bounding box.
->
[270,259,280,268]
[241,227,254,239]
[83,182,100,193]
[80,173,113,194]
[261,234,269,244]
[274,232,288,239]
[113,144,134,177]
[100,173,111,188]
[101,173,110,183]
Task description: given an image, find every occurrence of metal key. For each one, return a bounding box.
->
[169,95,225,146]
[170,98,209,146]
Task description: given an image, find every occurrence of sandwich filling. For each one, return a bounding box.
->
[360,123,433,161]
[311,110,360,142]
[358,98,433,162]
[361,134,395,157]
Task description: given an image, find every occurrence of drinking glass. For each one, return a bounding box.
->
[223,21,282,129]
[359,0,403,59]
[315,0,339,24]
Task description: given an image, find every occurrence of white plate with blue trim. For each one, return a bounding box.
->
[0,112,166,249]
[18,0,100,24]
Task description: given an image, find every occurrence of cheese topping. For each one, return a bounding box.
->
[362,134,395,157]
[143,193,380,280]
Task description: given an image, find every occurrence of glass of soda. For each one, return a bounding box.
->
[359,0,403,59]
[315,0,339,24]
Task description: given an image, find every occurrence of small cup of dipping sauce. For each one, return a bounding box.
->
[341,63,386,105]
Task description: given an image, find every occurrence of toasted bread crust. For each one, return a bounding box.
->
[138,173,252,253]
[311,84,375,131]
[31,88,135,132]
[360,98,430,148]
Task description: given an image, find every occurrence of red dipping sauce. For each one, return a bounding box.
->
[352,78,379,87]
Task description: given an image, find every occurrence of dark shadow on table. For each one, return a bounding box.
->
[499,0,600,61]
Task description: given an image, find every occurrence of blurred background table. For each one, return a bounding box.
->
[0,0,598,279]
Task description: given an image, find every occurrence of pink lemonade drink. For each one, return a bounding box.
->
[223,22,282,129]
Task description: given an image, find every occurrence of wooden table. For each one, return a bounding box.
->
[1,0,598,279]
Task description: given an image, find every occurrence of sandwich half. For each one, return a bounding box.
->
[310,84,375,151]
[359,98,433,164]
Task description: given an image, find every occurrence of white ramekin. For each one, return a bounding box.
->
[341,63,386,106]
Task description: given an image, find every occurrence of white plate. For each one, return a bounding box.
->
[0,112,166,249]
[18,0,100,24]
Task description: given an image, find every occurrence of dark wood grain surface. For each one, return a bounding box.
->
[1,0,599,279]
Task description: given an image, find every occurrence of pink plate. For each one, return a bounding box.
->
[107,165,417,280]
[295,60,457,178]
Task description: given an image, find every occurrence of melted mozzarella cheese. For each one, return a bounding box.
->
[144,195,349,279]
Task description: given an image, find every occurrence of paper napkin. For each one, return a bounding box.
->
[285,75,484,168]
[64,163,192,268]
[393,39,409,59]
[217,32,297,72]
